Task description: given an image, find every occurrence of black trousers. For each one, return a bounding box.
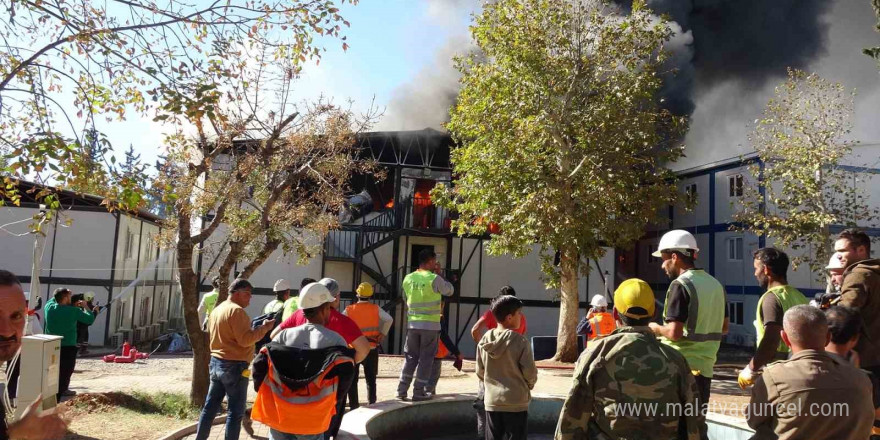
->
[58,346,78,397]
[694,374,711,440]
[486,411,528,440]
[348,348,379,408]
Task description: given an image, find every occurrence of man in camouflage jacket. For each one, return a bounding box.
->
[555,279,706,440]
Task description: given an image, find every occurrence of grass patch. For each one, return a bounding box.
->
[68,391,200,420]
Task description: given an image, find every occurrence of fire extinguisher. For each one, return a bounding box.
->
[122,341,131,357]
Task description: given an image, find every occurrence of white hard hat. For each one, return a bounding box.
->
[825,253,845,271]
[298,283,334,309]
[273,279,291,292]
[590,295,608,308]
[653,230,699,257]
[319,278,340,296]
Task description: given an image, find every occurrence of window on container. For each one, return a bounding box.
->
[727,237,743,261]
[729,174,744,197]
[685,183,698,204]
[728,301,744,325]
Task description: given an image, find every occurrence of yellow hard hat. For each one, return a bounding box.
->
[356,282,374,298]
[613,278,655,319]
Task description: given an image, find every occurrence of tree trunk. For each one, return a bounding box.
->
[177,239,211,407]
[553,247,580,362]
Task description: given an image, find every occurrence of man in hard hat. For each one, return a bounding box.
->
[344,282,394,408]
[198,276,222,330]
[397,249,454,402]
[263,279,291,315]
[251,282,356,440]
[813,253,846,308]
[738,248,808,390]
[648,229,728,414]
[281,277,316,321]
[576,295,616,340]
[836,229,880,377]
[556,279,705,440]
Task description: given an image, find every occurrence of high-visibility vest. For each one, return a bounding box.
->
[436,339,449,359]
[202,290,219,324]
[345,302,381,348]
[402,270,442,324]
[587,312,616,340]
[755,285,808,354]
[281,296,299,321]
[252,353,353,435]
[263,299,284,315]
[661,269,726,378]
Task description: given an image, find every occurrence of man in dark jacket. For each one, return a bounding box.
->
[251,282,355,440]
[836,229,880,375]
[44,287,97,399]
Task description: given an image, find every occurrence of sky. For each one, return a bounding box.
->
[107,1,474,169]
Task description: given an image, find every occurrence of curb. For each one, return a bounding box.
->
[157,415,224,440]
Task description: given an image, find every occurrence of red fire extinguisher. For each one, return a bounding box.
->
[122,341,131,357]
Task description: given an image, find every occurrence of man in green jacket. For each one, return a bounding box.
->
[44,287,98,399]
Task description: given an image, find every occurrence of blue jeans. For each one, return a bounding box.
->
[195,357,250,440]
[269,429,322,440]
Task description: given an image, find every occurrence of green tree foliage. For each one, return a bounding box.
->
[734,69,878,276]
[865,0,880,63]
[433,0,686,361]
[0,0,356,212]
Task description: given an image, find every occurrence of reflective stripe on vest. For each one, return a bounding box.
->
[252,355,353,435]
[345,302,382,348]
[587,312,616,340]
[661,269,726,378]
[754,285,808,354]
[402,270,442,323]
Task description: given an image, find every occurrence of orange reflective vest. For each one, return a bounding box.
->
[587,312,616,340]
[436,339,449,359]
[345,302,382,348]
[252,353,353,435]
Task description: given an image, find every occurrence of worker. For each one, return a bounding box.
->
[648,229,728,416]
[836,229,880,378]
[44,287,98,400]
[576,294,616,340]
[281,277,316,321]
[814,253,846,308]
[251,282,356,440]
[273,278,370,439]
[195,279,275,440]
[197,275,222,329]
[0,270,67,439]
[747,305,874,440]
[344,282,394,408]
[397,249,454,402]
[264,279,290,315]
[556,278,705,440]
[738,248,808,389]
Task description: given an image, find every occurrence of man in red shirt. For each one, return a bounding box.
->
[470,286,528,439]
[271,278,369,439]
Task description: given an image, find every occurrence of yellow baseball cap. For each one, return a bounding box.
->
[614,279,655,319]
[356,282,374,298]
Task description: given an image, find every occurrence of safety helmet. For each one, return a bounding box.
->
[614,279,655,319]
[319,278,340,296]
[273,279,291,292]
[653,230,699,258]
[84,291,95,301]
[299,283,334,310]
[825,253,845,271]
[356,282,374,298]
[589,294,608,308]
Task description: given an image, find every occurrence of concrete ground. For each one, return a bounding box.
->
[69,354,750,439]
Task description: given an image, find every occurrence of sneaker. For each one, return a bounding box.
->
[412,393,433,402]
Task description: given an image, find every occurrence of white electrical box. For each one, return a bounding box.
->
[14,334,62,419]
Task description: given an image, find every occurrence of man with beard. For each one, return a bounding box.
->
[737,248,808,389]
[0,270,67,439]
[836,229,880,377]
[648,230,728,415]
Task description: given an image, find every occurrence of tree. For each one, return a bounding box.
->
[866,0,880,63]
[433,0,686,362]
[0,0,355,212]
[154,54,378,405]
[734,69,878,276]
